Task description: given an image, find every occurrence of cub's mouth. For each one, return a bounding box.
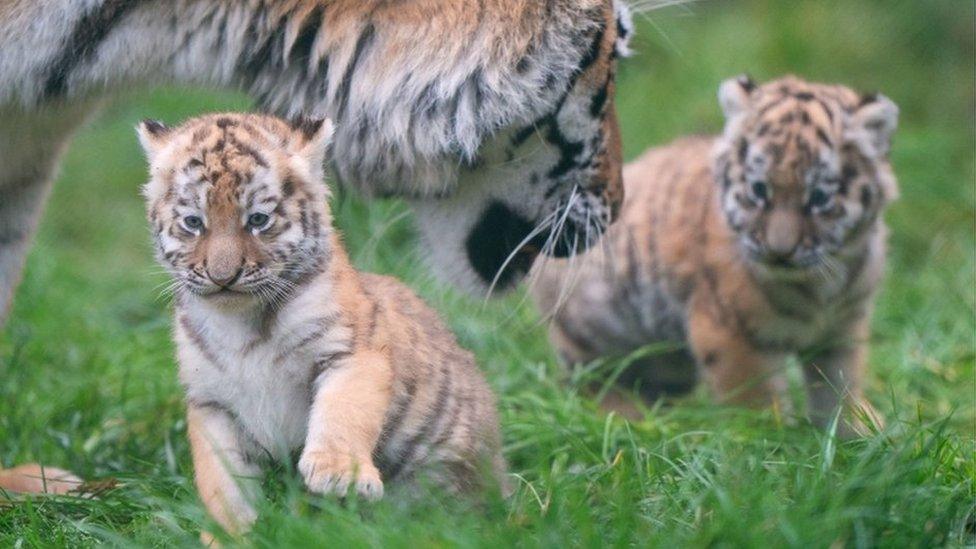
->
[464,200,603,290]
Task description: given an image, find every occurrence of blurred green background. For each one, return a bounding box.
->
[1,1,973,546]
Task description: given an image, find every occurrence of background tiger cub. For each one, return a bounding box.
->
[532,76,898,436]
[139,113,505,537]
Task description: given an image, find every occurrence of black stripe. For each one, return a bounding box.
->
[0,226,28,246]
[840,165,858,195]
[374,376,418,477]
[298,199,311,236]
[431,388,464,447]
[756,96,788,119]
[364,301,380,342]
[44,1,144,99]
[228,137,269,168]
[815,98,834,123]
[511,124,537,147]
[179,315,223,371]
[290,5,324,67]
[575,21,605,79]
[376,377,417,447]
[382,366,453,480]
[238,6,287,85]
[310,350,350,388]
[187,398,263,458]
[274,314,340,363]
[589,74,611,117]
[467,68,485,114]
[815,127,832,148]
[335,23,375,123]
[508,15,605,152]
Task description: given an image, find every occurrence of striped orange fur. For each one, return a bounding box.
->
[533,76,898,436]
[139,113,505,538]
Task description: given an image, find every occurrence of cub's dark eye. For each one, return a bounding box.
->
[808,188,830,209]
[183,215,203,230]
[751,181,769,201]
[247,213,270,229]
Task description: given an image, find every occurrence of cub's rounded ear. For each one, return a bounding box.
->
[846,93,899,158]
[136,119,170,160]
[289,116,335,169]
[718,74,756,120]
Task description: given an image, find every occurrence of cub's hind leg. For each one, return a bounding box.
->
[187,405,262,540]
[549,320,698,418]
[617,346,699,402]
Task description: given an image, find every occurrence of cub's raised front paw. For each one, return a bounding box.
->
[298,450,384,500]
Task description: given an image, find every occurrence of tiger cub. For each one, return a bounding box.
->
[533,76,898,435]
[138,113,505,536]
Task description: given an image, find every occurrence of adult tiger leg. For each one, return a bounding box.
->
[0,103,93,493]
[0,105,92,324]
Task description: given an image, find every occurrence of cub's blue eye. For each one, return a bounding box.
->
[183,215,203,230]
[247,213,270,229]
[751,181,769,201]
[808,188,830,208]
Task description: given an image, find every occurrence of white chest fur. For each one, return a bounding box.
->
[175,278,351,460]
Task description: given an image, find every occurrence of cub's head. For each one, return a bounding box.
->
[713,75,899,271]
[138,114,334,307]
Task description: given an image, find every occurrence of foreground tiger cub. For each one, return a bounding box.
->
[138,113,504,536]
[533,76,898,435]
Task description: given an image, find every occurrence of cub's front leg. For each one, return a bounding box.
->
[686,299,790,411]
[803,319,882,437]
[187,404,262,540]
[299,350,393,500]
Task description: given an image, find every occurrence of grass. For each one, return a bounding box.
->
[1,1,973,546]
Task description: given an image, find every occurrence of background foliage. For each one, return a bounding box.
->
[2,1,973,546]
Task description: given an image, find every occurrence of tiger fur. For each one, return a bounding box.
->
[0,0,632,316]
[0,0,630,497]
[138,113,506,536]
[532,76,898,436]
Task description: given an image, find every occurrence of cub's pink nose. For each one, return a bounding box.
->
[765,209,801,258]
[207,267,242,287]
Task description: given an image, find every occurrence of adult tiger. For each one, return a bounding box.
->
[0,1,632,492]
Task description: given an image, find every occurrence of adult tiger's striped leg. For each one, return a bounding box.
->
[0,104,94,493]
[0,104,93,325]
